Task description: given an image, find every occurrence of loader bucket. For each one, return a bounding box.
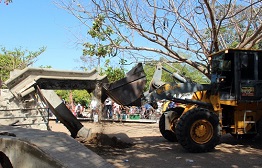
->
[102,63,146,106]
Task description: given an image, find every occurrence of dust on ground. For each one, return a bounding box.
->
[49,120,262,168]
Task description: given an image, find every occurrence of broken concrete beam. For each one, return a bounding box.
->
[39,89,91,139]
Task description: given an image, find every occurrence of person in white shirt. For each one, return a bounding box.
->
[75,103,82,117]
[90,99,97,118]
[104,97,112,119]
[113,102,121,119]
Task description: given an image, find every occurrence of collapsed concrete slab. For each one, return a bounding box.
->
[5,67,108,98]
[0,126,114,168]
[3,67,108,139]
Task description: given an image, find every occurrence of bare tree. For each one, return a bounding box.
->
[0,0,12,5]
[56,0,262,78]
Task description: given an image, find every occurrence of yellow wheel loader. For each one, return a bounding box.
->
[145,49,262,153]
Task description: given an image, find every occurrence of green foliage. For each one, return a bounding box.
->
[143,58,210,91]
[55,90,70,103]
[143,65,154,91]
[0,47,46,82]
[100,59,125,82]
[83,14,121,59]
[55,89,91,107]
[254,42,262,50]
[172,63,210,84]
[72,90,91,106]
[0,54,13,82]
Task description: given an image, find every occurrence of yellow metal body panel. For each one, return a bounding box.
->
[231,102,262,134]
[181,90,262,135]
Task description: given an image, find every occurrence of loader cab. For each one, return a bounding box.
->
[210,49,262,101]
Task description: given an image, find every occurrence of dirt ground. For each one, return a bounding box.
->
[49,120,262,168]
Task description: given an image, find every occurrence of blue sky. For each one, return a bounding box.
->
[0,1,87,70]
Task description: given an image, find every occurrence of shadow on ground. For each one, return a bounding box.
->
[81,132,262,168]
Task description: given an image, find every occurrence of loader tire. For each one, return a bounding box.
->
[176,108,220,153]
[159,113,177,142]
[159,107,185,142]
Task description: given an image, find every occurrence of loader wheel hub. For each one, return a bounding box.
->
[190,119,213,144]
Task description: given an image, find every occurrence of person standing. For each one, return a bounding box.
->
[75,103,82,118]
[113,102,121,120]
[90,99,97,119]
[156,100,163,114]
[104,97,113,119]
[167,101,176,110]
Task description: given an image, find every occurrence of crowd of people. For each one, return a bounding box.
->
[59,96,178,121]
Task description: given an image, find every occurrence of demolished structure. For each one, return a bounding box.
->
[0,63,146,139]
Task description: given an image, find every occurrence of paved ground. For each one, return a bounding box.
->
[50,120,262,168]
[0,125,114,168]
